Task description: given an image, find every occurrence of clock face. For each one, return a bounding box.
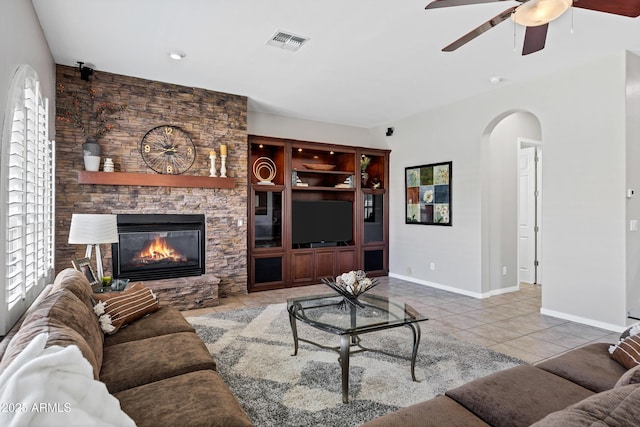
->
[140,125,196,175]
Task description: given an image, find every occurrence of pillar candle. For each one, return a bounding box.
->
[209,150,216,157]
[220,145,227,156]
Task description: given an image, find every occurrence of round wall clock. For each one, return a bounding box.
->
[140,125,196,175]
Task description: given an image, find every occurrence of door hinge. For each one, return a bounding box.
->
[534,226,539,232]
[534,260,539,267]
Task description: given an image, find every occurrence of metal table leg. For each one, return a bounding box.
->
[339,334,351,403]
[289,311,299,356]
[406,322,422,382]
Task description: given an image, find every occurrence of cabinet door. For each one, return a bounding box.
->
[253,190,283,249]
[363,193,384,243]
[291,251,314,283]
[316,250,336,279]
[250,255,284,291]
[336,249,357,274]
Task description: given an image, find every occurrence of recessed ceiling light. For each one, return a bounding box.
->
[169,51,186,60]
[489,76,502,84]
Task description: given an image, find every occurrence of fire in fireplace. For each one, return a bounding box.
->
[132,235,188,265]
[112,214,206,281]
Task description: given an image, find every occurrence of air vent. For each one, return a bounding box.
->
[266,30,309,52]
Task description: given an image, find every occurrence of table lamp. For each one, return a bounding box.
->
[68,214,118,280]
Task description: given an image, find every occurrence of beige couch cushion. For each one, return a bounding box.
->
[100,332,216,393]
[114,370,253,427]
[536,343,627,392]
[445,365,595,427]
[0,289,104,378]
[360,395,490,427]
[103,305,195,347]
[51,268,96,310]
[531,384,640,426]
[614,364,640,388]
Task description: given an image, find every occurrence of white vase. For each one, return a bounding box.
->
[103,158,114,172]
[84,155,101,171]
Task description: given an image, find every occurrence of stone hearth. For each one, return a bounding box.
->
[143,274,220,310]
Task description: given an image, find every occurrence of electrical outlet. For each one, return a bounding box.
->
[430,262,435,271]
[503,266,507,275]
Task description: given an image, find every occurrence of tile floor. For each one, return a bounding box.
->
[183,276,621,364]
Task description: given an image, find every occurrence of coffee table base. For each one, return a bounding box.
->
[289,313,422,403]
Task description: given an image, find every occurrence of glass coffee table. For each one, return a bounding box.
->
[287,293,428,403]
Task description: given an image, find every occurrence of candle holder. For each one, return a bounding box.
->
[209,154,218,177]
[220,155,227,178]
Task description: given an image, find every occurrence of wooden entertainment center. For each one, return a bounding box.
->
[248,135,390,291]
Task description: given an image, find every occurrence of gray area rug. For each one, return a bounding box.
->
[187,303,523,427]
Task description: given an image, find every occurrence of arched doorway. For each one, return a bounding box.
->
[480,111,542,294]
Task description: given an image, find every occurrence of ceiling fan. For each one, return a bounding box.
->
[425,0,640,55]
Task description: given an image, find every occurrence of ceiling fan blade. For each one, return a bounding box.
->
[522,23,548,55]
[442,6,517,52]
[425,0,512,9]
[573,0,640,17]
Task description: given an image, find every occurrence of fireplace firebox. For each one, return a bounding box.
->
[112,214,206,281]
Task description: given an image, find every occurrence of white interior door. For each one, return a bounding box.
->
[518,146,536,284]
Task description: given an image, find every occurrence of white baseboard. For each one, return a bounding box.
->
[540,308,625,333]
[389,273,625,333]
[388,272,519,299]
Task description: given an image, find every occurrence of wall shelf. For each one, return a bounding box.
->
[78,171,235,189]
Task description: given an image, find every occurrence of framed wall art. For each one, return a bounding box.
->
[405,161,452,226]
[72,257,100,288]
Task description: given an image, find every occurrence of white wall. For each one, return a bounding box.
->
[372,52,629,329]
[248,111,386,149]
[626,52,640,320]
[0,0,55,135]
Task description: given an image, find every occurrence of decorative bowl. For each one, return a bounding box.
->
[321,270,378,309]
[303,163,336,171]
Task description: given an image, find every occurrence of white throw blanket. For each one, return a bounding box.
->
[0,333,136,427]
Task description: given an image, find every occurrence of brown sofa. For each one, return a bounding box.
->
[0,268,252,427]
[362,333,640,426]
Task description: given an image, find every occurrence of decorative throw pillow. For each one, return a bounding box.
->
[619,322,640,341]
[93,282,159,334]
[609,324,640,369]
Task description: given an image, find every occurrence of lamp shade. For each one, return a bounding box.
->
[68,214,118,244]
[513,0,572,27]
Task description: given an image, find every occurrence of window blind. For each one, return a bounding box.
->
[0,65,54,334]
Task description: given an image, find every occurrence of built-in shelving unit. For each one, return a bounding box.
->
[78,171,235,189]
[248,135,390,292]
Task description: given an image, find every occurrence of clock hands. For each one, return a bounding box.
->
[160,146,177,154]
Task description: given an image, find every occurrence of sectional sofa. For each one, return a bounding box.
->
[363,328,640,426]
[0,268,252,427]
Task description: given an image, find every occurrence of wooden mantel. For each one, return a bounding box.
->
[77,171,235,189]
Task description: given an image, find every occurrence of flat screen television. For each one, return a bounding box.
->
[292,200,353,246]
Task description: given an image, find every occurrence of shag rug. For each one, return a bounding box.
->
[186,303,523,427]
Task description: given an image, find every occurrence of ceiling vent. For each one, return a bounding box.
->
[266,30,309,52]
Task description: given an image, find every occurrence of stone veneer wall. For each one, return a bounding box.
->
[55,65,248,299]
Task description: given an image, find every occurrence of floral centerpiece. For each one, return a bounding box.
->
[321,270,379,309]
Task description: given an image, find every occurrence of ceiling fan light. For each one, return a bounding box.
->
[513,0,572,27]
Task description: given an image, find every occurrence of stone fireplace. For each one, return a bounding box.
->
[54,65,249,303]
[112,214,206,281]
